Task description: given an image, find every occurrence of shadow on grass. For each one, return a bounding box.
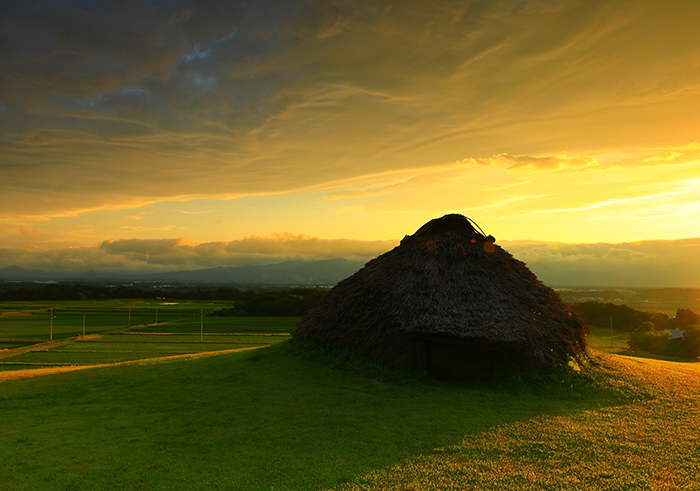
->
[0,340,631,491]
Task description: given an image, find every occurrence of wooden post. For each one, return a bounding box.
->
[156,308,158,324]
[200,309,204,342]
[50,308,53,340]
[83,312,86,338]
[128,308,131,328]
[610,315,613,348]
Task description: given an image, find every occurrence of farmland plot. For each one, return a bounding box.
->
[0,302,296,373]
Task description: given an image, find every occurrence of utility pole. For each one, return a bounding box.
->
[200,309,204,342]
[50,308,54,340]
[610,315,613,348]
[83,312,86,338]
[156,308,158,324]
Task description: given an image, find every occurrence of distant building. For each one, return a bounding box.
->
[664,329,684,339]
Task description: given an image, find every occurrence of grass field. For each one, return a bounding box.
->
[585,326,631,354]
[1,341,698,490]
[337,355,700,490]
[1,304,698,490]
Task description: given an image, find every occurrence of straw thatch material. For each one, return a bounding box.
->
[295,214,586,381]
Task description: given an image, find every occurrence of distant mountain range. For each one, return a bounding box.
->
[0,258,366,285]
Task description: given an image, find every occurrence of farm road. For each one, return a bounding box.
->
[0,345,263,382]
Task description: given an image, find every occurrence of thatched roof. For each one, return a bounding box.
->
[295,214,586,372]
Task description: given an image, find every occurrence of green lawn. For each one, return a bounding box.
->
[0,340,636,491]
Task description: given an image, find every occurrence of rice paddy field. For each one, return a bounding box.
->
[0,300,294,373]
[1,301,699,490]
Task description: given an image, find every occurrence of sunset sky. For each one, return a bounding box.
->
[1,0,699,283]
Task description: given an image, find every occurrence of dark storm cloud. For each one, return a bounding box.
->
[0,1,248,99]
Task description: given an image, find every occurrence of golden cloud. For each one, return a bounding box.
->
[463,154,599,173]
[643,152,684,163]
[1,236,698,288]
[2,0,700,223]
[92,234,399,269]
[500,238,700,287]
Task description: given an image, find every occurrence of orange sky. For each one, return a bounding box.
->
[1,0,699,277]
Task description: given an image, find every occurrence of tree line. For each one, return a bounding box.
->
[0,283,328,316]
[571,301,700,359]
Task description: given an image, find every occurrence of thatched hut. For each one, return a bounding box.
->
[295,214,586,381]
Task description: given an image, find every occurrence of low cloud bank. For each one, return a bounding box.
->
[0,235,399,273]
[1,235,699,288]
[501,238,700,288]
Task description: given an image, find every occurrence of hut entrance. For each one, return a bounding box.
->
[412,334,520,382]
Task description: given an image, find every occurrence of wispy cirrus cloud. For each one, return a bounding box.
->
[1,0,700,225]
[175,210,212,215]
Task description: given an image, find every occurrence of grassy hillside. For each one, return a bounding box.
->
[0,340,634,491]
[337,355,700,490]
[2,300,696,490]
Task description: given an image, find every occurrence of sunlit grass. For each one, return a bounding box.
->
[336,354,700,490]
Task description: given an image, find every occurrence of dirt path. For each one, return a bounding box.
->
[0,336,81,361]
[0,345,263,382]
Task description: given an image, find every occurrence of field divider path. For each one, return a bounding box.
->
[0,335,92,361]
[0,345,264,382]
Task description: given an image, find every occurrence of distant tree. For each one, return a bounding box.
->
[571,302,649,331]
[636,321,656,332]
[680,327,700,359]
[670,308,700,330]
[628,329,672,354]
[647,312,670,331]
